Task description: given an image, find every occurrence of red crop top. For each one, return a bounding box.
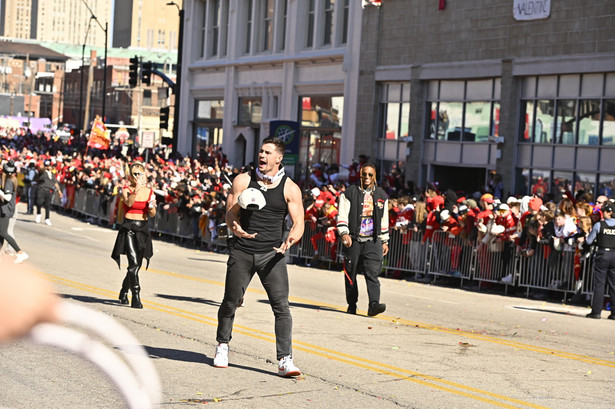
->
[125,188,153,215]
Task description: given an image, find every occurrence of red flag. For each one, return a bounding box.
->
[87,117,110,150]
[439,0,446,10]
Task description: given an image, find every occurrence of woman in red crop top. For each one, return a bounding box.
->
[111,162,156,308]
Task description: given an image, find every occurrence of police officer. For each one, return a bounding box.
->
[585,201,615,319]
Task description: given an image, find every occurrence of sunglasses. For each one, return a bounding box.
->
[597,201,605,204]
[132,172,144,177]
[361,173,374,177]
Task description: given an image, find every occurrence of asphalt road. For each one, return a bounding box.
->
[0,203,614,409]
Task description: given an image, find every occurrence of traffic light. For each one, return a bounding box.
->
[160,106,170,130]
[129,55,139,87]
[142,61,152,86]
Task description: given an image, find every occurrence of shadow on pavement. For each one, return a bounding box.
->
[257,299,340,313]
[155,293,220,306]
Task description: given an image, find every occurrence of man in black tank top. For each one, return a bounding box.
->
[213,137,305,377]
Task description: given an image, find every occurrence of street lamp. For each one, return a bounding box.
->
[81,0,108,126]
[79,16,94,136]
[167,1,184,155]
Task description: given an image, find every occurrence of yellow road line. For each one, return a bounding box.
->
[146,267,615,368]
[44,272,553,408]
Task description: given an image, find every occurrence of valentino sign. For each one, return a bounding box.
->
[513,0,551,21]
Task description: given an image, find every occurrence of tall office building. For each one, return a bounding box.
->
[113,0,180,51]
[0,0,111,48]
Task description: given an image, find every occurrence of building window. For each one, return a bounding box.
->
[276,0,288,51]
[237,97,262,125]
[200,0,228,59]
[258,0,275,52]
[378,83,410,140]
[196,99,224,120]
[519,73,615,146]
[306,0,315,48]
[303,0,348,50]
[243,0,288,55]
[323,0,334,46]
[426,79,500,142]
[340,0,350,44]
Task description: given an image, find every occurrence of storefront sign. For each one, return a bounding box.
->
[270,120,300,178]
[513,0,551,21]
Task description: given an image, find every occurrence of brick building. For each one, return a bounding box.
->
[357,0,615,198]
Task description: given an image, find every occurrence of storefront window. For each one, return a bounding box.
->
[439,101,463,141]
[598,174,615,197]
[555,99,576,144]
[535,100,555,143]
[465,101,496,141]
[196,99,224,120]
[519,100,534,142]
[553,171,573,199]
[299,95,343,182]
[378,83,410,140]
[603,99,615,145]
[578,99,601,145]
[300,96,343,128]
[238,97,262,125]
[530,169,550,198]
[426,79,500,142]
[575,172,596,198]
[519,75,615,146]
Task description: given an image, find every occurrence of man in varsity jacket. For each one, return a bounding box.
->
[337,161,389,317]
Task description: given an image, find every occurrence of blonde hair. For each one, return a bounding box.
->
[414,201,427,224]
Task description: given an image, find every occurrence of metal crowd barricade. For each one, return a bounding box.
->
[293,222,341,267]
[53,186,610,304]
[517,242,581,298]
[384,229,429,279]
[426,231,475,284]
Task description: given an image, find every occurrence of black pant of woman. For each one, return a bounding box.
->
[0,216,21,252]
[119,229,144,308]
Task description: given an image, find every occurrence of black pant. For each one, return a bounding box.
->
[0,216,21,252]
[343,239,383,306]
[590,249,615,314]
[121,226,144,291]
[36,188,53,219]
[216,248,292,360]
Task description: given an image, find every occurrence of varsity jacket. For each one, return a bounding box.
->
[336,184,389,243]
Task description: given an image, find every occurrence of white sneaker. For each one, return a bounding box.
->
[44,219,52,226]
[501,274,513,284]
[213,343,229,368]
[35,214,41,223]
[278,355,301,377]
[14,252,29,264]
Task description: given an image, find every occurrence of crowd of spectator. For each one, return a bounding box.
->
[2,126,615,296]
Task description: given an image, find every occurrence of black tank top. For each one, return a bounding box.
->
[234,171,288,254]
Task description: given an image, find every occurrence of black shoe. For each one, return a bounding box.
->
[346,304,357,314]
[131,287,143,309]
[367,302,386,317]
[608,314,615,320]
[119,289,129,305]
[586,312,601,319]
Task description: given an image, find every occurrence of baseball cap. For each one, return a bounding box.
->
[3,161,16,174]
[480,193,494,204]
[440,209,451,222]
[603,202,615,213]
[238,187,266,210]
[44,159,52,166]
[528,197,543,212]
